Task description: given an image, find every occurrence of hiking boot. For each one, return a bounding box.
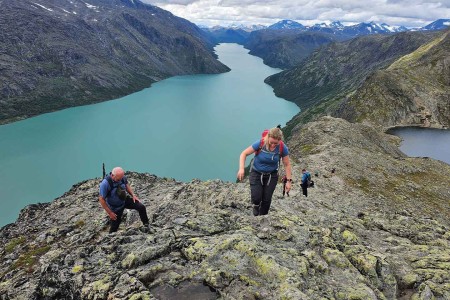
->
[141,223,156,234]
[252,205,260,216]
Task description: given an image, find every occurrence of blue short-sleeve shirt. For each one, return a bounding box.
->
[99,175,128,212]
[251,140,289,173]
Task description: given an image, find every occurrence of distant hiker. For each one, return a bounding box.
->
[99,167,151,233]
[237,127,292,216]
[301,169,312,197]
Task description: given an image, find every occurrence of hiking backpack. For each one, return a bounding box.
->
[305,172,314,187]
[102,163,126,199]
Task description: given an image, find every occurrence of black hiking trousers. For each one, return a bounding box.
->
[250,170,278,216]
[301,183,308,197]
[109,196,149,233]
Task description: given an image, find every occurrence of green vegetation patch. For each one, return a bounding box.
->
[11,245,51,272]
[300,144,317,155]
[129,293,152,300]
[322,248,350,268]
[336,284,379,300]
[183,238,211,261]
[344,177,371,194]
[5,236,26,254]
[72,265,84,273]
[75,219,86,228]
[342,230,359,245]
[389,31,448,70]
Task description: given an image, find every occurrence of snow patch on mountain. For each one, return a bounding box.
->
[84,2,98,9]
[32,2,54,12]
[205,19,448,36]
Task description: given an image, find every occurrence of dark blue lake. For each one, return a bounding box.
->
[389,127,450,164]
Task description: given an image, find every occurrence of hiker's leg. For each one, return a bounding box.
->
[249,171,263,216]
[260,174,278,215]
[301,184,307,197]
[125,196,150,225]
[109,208,124,233]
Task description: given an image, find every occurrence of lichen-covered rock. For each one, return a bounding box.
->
[1,117,449,299]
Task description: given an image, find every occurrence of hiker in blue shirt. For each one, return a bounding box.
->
[237,127,292,216]
[300,169,311,197]
[99,167,151,233]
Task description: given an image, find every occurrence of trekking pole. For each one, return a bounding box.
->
[282,175,288,197]
[102,163,106,178]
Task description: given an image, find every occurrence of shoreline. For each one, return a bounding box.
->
[384,123,449,132]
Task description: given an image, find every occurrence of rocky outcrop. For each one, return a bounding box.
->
[0,0,229,125]
[1,117,449,299]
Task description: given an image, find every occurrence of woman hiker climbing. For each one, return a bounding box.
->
[237,127,292,216]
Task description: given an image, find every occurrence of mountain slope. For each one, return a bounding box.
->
[422,19,450,31]
[245,30,346,69]
[268,19,305,30]
[0,0,229,124]
[265,31,439,111]
[202,27,250,44]
[334,30,450,128]
[1,116,449,299]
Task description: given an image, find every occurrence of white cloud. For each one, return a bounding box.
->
[144,0,450,27]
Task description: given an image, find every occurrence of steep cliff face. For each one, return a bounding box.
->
[1,117,449,299]
[0,0,229,124]
[334,30,450,128]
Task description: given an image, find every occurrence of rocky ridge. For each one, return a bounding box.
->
[1,116,449,299]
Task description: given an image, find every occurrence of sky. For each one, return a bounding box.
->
[144,0,450,28]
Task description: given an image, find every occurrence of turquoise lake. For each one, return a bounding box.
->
[0,43,299,227]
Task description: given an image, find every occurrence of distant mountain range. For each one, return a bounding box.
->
[204,18,449,70]
[268,20,305,30]
[204,24,267,32]
[266,19,411,35]
[422,19,450,31]
[206,18,450,36]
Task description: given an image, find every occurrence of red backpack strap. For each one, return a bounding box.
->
[255,129,269,156]
[278,141,284,169]
[255,138,264,156]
